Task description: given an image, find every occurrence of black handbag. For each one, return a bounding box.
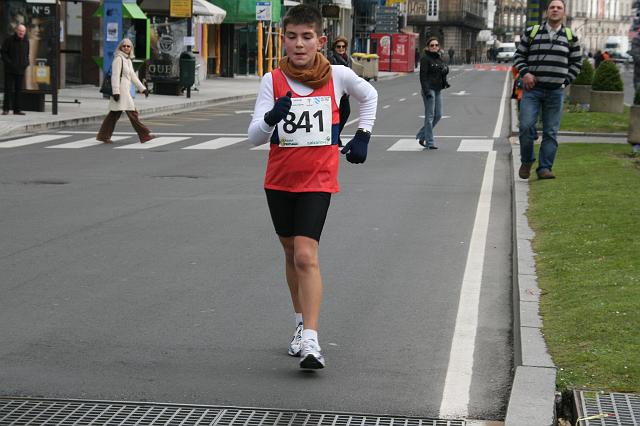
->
[99,58,123,96]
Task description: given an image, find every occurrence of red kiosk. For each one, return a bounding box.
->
[370,32,417,72]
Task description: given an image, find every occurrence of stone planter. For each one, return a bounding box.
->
[590,90,624,113]
[569,84,591,105]
[628,105,640,145]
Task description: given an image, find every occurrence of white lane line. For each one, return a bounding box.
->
[412,92,419,96]
[46,136,130,148]
[234,110,253,114]
[251,143,270,150]
[457,139,494,152]
[419,115,451,119]
[114,136,190,149]
[182,137,247,150]
[343,117,360,128]
[383,105,390,109]
[439,149,496,419]
[387,139,423,151]
[0,134,71,148]
[58,131,490,139]
[492,71,510,138]
[399,98,406,102]
[62,131,250,136]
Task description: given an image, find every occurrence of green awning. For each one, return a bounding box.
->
[93,2,148,20]
[122,2,147,19]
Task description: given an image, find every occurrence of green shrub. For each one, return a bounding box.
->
[573,58,594,85]
[592,61,623,91]
[635,87,640,105]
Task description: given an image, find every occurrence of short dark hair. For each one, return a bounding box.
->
[547,0,566,9]
[283,4,323,36]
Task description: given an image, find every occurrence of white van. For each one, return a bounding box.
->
[496,43,517,63]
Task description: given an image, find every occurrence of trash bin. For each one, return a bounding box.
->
[179,51,196,88]
[352,53,379,81]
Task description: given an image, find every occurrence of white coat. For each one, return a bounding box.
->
[109,50,146,111]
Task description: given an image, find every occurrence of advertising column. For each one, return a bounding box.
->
[103,0,122,78]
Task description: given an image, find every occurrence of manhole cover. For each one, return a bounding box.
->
[0,398,465,426]
[574,390,640,425]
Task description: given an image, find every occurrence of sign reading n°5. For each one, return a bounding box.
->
[256,1,272,21]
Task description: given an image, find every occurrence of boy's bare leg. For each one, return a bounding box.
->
[292,235,322,331]
[278,236,302,314]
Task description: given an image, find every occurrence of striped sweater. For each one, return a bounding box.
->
[513,23,582,90]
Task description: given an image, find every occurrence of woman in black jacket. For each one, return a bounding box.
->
[327,37,352,146]
[416,37,450,149]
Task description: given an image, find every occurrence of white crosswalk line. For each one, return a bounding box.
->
[457,139,494,152]
[182,137,247,150]
[387,139,423,151]
[46,136,131,148]
[114,136,189,149]
[0,134,71,148]
[251,143,271,150]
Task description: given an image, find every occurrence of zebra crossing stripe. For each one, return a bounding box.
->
[0,134,71,148]
[387,139,423,151]
[457,139,494,152]
[46,136,131,148]
[182,137,247,150]
[251,143,270,151]
[114,136,190,149]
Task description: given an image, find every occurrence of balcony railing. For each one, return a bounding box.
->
[408,10,486,29]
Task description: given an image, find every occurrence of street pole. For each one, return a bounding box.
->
[52,0,59,115]
[187,15,192,99]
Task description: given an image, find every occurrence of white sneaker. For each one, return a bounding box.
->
[299,338,325,369]
[288,322,303,357]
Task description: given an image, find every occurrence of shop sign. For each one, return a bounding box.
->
[256,2,272,21]
[170,0,192,18]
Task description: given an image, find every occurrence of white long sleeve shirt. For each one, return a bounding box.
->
[248,65,378,146]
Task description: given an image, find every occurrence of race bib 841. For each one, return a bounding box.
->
[277,96,332,147]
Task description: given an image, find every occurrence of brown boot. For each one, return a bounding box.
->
[537,169,556,179]
[519,163,533,179]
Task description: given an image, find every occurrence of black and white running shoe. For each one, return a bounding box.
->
[299,338,325,369]
[288,322,303,357]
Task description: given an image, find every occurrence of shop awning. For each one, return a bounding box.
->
[193,0,226,24]
[93,2,148,19]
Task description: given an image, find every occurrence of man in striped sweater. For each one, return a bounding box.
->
[514,0,581,180]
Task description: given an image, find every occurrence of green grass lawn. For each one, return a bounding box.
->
[527,144,640,392]
[559,104,629,133]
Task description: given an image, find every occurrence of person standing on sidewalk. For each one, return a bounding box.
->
[416,37,449,149]
[514,0,581,180]
[1,24,29,116]
[248,4,377,370]
[326,36,352,147]
[96,38,154,144]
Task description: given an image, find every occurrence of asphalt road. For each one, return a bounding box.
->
[0,66,514,422]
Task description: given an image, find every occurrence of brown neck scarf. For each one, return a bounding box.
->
[278,52,332,89]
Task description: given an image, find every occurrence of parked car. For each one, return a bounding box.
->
[609,51,633,64]
[495,43,516,63]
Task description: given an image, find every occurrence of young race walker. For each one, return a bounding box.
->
[247,4,378,370]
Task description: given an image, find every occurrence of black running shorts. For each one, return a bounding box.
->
[265,189,331,242]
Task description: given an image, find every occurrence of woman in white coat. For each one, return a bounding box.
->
[96,38,154,144]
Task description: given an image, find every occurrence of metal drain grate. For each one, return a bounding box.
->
[0,398,465,426]
[574,390,640,425]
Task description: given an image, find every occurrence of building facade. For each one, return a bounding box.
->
[566,0,634,53]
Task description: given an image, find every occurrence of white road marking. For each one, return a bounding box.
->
[46,136,130,148]
[457,139,494,152]
[399,98,406,102]
[59,131,490,139]
[387,139,423,151]
[419,115,450,119]
[114,136,190,149]
[451,90,468,96]
[492,71,510,138]
[182,137,247,150]
[439,149,496,419]
[383,105,390,109]
[0,134,70,148]
[344,117,360,128]
[234,110,253,114]
[251,143,271,150]
[412,92,418,96]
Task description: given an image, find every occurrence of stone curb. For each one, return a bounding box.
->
[1,93,258,139]
[504,98,557,426]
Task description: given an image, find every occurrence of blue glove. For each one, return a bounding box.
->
[341,129,370,164]
[264,91,292,127]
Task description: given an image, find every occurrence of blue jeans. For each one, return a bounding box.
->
[518,86,564,172]
[416,89,442,147]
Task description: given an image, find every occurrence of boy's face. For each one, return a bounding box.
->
[283,23,326,69]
